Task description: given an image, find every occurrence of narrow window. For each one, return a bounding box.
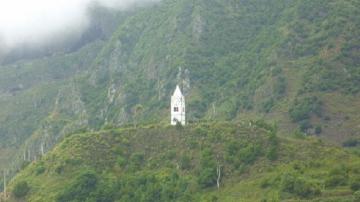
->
[174,107,179,112]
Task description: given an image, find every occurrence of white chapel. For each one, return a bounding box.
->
[171,85,186,125]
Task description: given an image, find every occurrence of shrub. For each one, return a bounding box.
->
[239,144,262,164]
[180,155,191,170]
[35,165,46,175]
[314,125,322,134]
[117,156,127,167]
[57,170,98,202]
[354,191,360,201]
[128,153,145,171]
[55,164,65,174]
[343,139,358,147]
[350,178,360,191]
[280,172,321,198]
[198,149,217,188]
[325,167,349,187]
[261,98,275,113]
[198,167,217,188]
[267,147,278,161]
[260,178,271,189]
[267,130,278,160]
[274,76,287,97]
[289,96,322,122]
[225,140,262,167]
[299,119,312,132]
[13,181,30,198]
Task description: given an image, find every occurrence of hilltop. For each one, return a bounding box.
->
[5,121,360,201]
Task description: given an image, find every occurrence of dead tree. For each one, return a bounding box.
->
[2,170,6,200]
[40,142,45,156]
[217,164,222,189]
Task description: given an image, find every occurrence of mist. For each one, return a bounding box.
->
[0,0,160,50]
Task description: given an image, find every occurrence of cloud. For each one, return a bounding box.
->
[0,0,159,48]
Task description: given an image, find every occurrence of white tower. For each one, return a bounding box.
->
[171,85,185,125]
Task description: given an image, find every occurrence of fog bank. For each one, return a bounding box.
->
[0,0,160,49]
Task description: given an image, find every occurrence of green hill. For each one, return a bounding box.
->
[1,0,360,196]
[5,122,360,201]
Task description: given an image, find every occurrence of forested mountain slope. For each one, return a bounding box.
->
[6,122,360,201]
[1,0,360,190]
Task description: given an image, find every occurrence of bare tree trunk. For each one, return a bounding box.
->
[28,149,31,162]
[3,170,6,200]
[217,165,221,189]
[212,103,216,119]
[41,142,45,156]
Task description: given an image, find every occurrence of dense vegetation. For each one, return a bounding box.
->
[1,0,360,199]
[6,122,360,201]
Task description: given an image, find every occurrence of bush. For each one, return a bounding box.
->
[239,144,262,164]
[13,181,30,198]
[343,139,358,147]
[35,165,46,175]
[267,147,278,161]
[350,178,360,191]
[274,76,287,97]
[198,167,217,188]
[299,119,312,132]
[280,172,321,198]
[180,155,191,170]
[354,191,360,202]
[128,153,145,171]
[198,149,217,188]
[261,98,275,113]
[267,130,278,160]
[57,170,98,202]
[117,156,127,167]
[314,125,322,134]
[225,140,262,167]
[325,167,349,187]
[289,96,322,122]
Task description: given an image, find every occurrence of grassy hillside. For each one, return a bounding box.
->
[1,0,360,190]
[5,121,360,202]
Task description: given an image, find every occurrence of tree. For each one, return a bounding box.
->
[13,181,30,198]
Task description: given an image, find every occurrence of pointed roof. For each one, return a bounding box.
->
[173,85,183,97]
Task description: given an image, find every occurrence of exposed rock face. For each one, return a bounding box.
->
[192,14,204,42]
[176,66,191,95]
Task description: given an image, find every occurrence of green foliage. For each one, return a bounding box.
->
[354,191,360,201]
[274,76,287,98]
[314,125,322,135]
[198,149,217,188]
[180,155,192,170]
[115,171,193,202]
[117,156,127,167]
[267,127,279,161]
[289,96,323,122]
[280,172,321,198]
[225,140,263,168]
[128,152,145,171]
[350,178,360,191]
[2,0,360,175]
[7,122,360,201]
[343,138,359,147]
[35,165,46,175]
[325,166,349,187]
[13,181,30,198]
[57,170,99,202]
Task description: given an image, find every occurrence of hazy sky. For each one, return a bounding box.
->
[0,0,159,48]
